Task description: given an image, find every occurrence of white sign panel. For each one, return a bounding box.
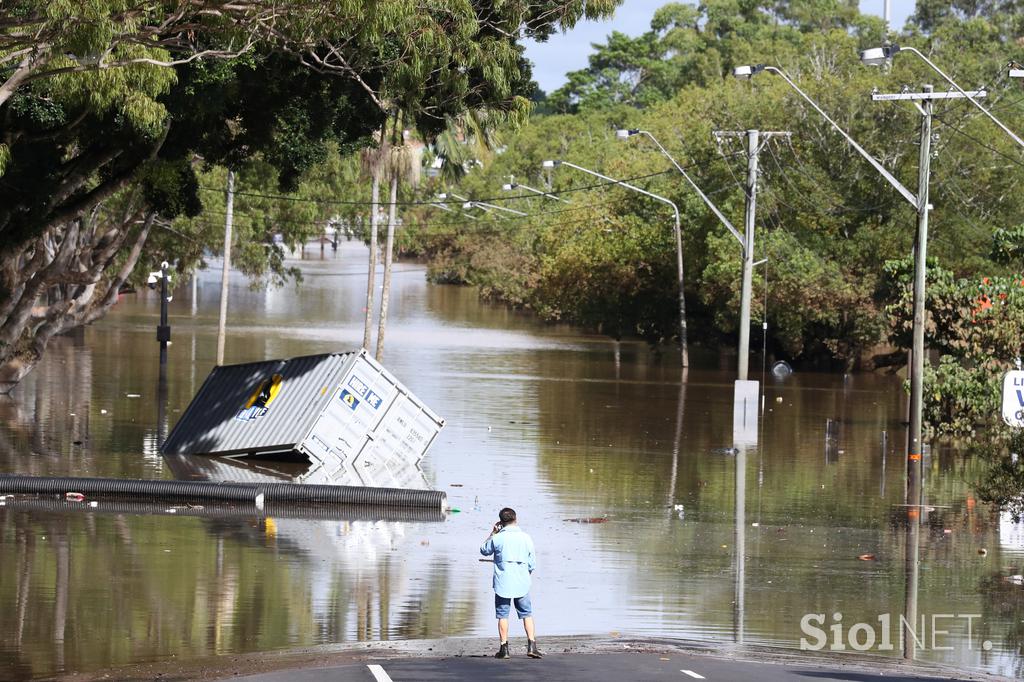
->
[733,380,760,446]
[1001,371,1024,427]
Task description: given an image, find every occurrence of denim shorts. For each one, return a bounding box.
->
[494,593,532,619]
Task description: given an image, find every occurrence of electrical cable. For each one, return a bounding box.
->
[193,153,745,209]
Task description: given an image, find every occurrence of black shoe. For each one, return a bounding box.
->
[527,640,544,658]
[495,642,510,659]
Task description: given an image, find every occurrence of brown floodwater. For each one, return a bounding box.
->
[1,240,1022,679]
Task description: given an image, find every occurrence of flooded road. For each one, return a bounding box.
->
[1,241,1022,679]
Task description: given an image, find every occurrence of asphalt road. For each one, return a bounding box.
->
[227,652,986,682]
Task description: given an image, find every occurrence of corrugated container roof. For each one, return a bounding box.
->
[161,353,351,457]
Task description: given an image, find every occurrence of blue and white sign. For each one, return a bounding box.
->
[1001,371,1024,427]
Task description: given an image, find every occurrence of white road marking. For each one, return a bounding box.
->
[680,670,705,679]
[367,664,394,682]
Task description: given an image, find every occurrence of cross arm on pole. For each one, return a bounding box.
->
[885,46,1024,151]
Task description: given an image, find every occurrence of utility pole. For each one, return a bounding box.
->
[870,84,982,506]
[216,169,235,366]
[909,86,933,509]
[712,130,789,380]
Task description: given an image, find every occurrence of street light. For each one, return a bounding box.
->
[733,62,927,506]
[440,191,526,217]
[860,45,1017,149]
[616,128,762,379]
[502,181,569,204]
[543,159,688,368]
[733,64,917,205]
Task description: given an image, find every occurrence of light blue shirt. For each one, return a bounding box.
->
[480,525,536,598]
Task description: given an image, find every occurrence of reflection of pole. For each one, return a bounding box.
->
[216,170,235,366]
[157,368,168,449]
[668,370,687,510]
[903,513,920,660]
[734,444,746,644]
[158,262,169,370]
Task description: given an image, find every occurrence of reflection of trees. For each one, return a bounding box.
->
[978,573,1024,679]
[0,333,92,474]
[533,365,1007,658]
[0,505,469,677]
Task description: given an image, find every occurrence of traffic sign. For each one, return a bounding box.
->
[1001,371,1024,427]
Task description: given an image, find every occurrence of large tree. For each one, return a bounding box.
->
[0,0,619,389]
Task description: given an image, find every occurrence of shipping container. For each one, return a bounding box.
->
[160,350,445,480]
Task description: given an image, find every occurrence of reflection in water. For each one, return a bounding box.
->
[904,509,920,661]
[2,241,1024,679]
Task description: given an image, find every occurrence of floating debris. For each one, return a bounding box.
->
[564,517,608,524]
[858,554,877,561]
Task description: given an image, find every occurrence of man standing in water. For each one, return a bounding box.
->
[480,507,543,659]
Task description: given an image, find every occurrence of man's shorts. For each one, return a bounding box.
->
[494,593,532,619]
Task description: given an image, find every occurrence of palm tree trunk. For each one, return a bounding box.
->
[375,174,398,361]
[362,175,380,350]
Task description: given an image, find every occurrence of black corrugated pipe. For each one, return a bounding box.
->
[0,475,447,511]
[0,497,448,522]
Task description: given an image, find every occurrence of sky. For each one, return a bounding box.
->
[524,0,917,93]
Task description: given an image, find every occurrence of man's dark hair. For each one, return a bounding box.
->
[499,507,517,525]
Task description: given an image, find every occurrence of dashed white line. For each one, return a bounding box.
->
[680,670,705,679]
[367,664,394,682]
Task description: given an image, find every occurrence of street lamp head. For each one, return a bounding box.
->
[462,202,473,209]
[615,129,639,139]
[437,192,448,200]
[732,64,765,80]
[502,183,515,191]
[541,159,560,168]
[860,45,900,67]
[1010,61,1024,79]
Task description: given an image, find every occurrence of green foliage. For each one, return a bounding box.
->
[972,430,1024,522]
[882,256,1024,435]
[0,0,621,380]
[398,0,1024,373]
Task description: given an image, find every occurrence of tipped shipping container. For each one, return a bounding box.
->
[160,350,444,479]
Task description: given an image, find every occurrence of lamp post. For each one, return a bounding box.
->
[502,180,569,203]
[440,191,527,217]
[735,62,924,502]
[733,63,981,507]
[433,194,478,220]
[862,45,1018,148]
[616,128,785,381]
[543,159,687,368]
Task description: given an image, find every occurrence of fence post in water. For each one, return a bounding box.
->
[824,419,840,464]
[881,430,888,496]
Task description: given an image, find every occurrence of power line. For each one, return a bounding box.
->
[193,152,745,209]
[933,110,1024,171]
